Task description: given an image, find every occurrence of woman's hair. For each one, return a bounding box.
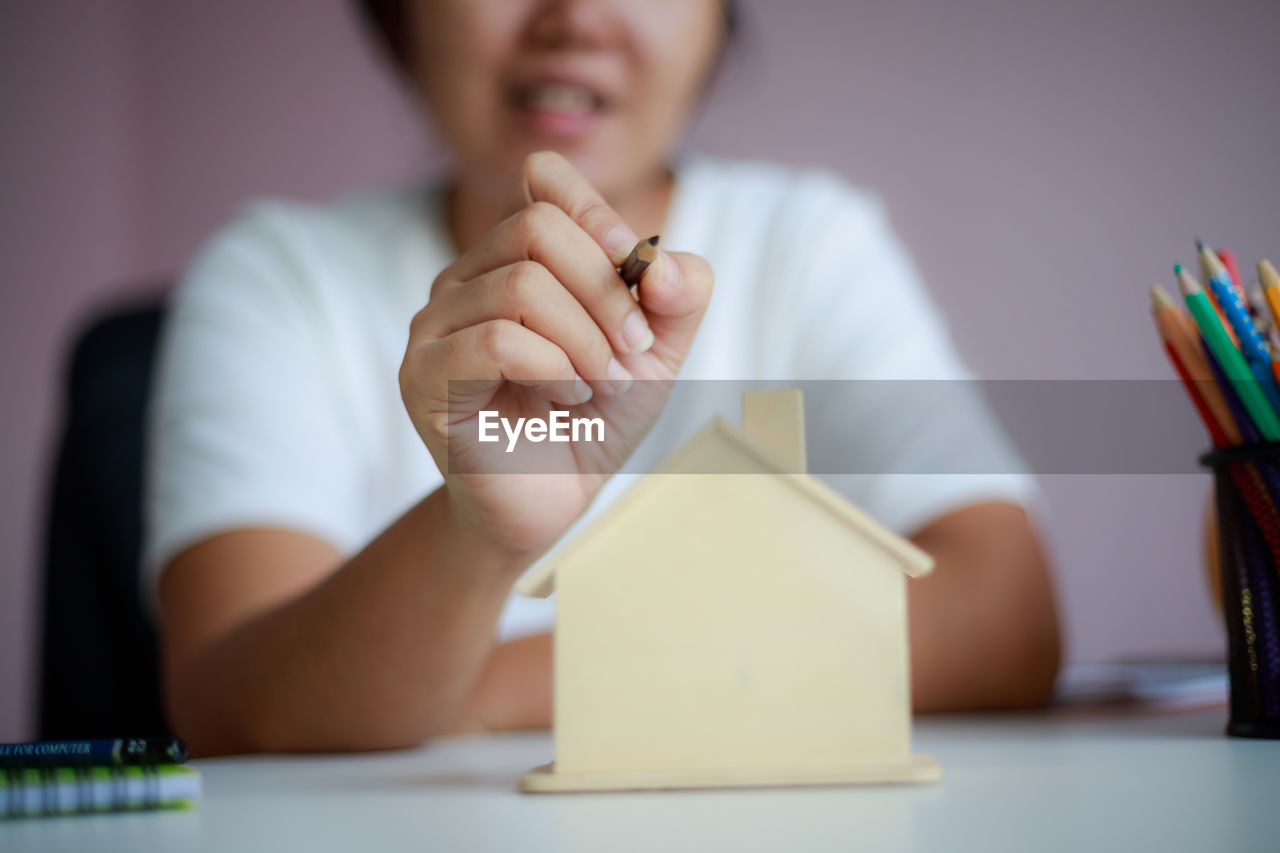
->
[354,0,739,79]
[354,0,414,74]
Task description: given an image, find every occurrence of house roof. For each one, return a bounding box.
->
[516,419,935,598]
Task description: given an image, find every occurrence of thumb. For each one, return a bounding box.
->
[633,250,714,368]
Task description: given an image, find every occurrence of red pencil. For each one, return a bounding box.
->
[1150,285,1242,445]
[1162,340,1228,447]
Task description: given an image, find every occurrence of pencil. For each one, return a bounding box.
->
[619,235,660,286]
[0,737,187,769]
[1163,338,1229,447]
[1198,243,1240,298]
[1217,248,1245,293]
[1178,266,1280,441]
[1196,345,1280,642]
[1191,254,1239,348]
[1150,285,1240,445]
[1260,259,1280,331]
[1196,241,1280,416]
[1196,244,1269,361]
[1203,338,1262,443]
[1246,283,1280,349]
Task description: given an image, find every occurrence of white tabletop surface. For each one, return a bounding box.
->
[4,708,1278,852]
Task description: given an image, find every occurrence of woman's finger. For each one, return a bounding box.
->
[415,261,632,395]
[438,201,655,357]
[514,150,642,266]
[403,319,592,431]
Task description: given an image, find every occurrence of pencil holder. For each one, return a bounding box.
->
[1201,442,1280,738]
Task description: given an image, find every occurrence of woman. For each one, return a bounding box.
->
[146,0,1060,756]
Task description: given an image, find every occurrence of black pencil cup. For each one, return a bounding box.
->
[1201,442,1280,738]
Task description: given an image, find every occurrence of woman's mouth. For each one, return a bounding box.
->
[508,81,611,139]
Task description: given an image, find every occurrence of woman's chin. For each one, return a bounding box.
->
[496,135,633,195]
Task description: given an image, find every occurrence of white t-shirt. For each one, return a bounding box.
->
[144,155,1036,636]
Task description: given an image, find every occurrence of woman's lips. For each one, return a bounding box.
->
[508,82,611,139]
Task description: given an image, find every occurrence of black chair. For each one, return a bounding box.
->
[38,299,171,739]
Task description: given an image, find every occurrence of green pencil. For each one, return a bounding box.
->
[1178,263,1280,441]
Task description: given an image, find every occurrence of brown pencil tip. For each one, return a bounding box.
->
[618,236,661,286]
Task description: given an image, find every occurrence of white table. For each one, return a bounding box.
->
[4,709,1278,852]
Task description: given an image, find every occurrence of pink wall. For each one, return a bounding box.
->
[3,0,1278,739]
[2,0,141,741]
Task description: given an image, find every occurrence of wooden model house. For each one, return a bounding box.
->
[517,390,940,792]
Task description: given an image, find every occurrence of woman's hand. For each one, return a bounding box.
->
[400,152,714,556]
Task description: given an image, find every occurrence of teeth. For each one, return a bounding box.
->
[524,84,598,114]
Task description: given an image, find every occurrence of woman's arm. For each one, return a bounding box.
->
[157,153,714,756]
[445,632,554,734]
[159,488,530,756]
[907,501,1061,710]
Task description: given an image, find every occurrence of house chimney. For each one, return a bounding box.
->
[741,389,807,473]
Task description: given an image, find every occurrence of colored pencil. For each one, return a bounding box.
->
[1260,259,1280,331]
[1150,285,1240,445]
[0,737,187,769]
[1203,339,1262,444]
[1163,338,1228,447]
[1178,265,1280,441]
[1246,284,1280,349]
[1198,242,1270,363]
[1217,248,1245,293]
[1196,241,1280,417]
[1195,253,1240,347]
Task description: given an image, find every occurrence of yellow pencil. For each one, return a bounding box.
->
[1260,259,1280,333]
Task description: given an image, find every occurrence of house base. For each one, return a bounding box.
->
[519,753,941,793]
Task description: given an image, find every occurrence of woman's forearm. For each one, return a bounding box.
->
[907,502,1061,711]
[446,632,553,733]
[162,488,531,756]
[168,499,1057,755]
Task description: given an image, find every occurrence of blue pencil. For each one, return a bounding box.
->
[1196,240,1280,418]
